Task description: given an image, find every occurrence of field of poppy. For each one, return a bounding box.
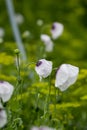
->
[0,0,87,130]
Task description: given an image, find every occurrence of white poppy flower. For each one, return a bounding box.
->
[0,103,7,128]
[15,13,24,25]
[40,34,54,52]
[55,64,79,91]
[30,127,38,130]
[0,81,14,102]
[51,22,64,39]
[0,28,5,38]
[31,126,55,130]
[35,59,52,81]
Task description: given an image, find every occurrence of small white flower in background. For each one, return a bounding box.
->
[35,59,52,81]
[0,81,14,102]
[31,126,55,130]
[51,22,64,39]
[0,28,5,38]
[36,19,43,26]
[55,64,79,91]
[0,103,7,128]
[22,30,31,38]
[40,34,54,52]
[15,13,24,25]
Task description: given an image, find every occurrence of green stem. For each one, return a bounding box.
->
[16,53,21,81]
[14,52,23,108]
[54,88,57,116]
[48,75,51,111]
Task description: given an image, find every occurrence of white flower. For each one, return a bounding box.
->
[55,64,79,91]
[31,127,38,130]
[51,22,64,39]
[15,13,24,25]
[36,19,43,26]
[0,103,7,128]
[0,28,5,38]
[40,34,54,52]
[0,81,14,102]
[35,59,52,81]
[31,126,55,130]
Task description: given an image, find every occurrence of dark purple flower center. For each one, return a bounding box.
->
[52,24,56,30]
[0,108,3,112]
[36,61,42,67]
[0,81,4,83]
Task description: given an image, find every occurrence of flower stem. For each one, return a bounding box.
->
[54,88,57,116]
[48,75,51,110]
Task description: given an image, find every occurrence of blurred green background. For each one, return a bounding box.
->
[0,0,87,67]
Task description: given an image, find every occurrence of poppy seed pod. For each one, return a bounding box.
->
[0,103,7,128]
[55,64,79,91]
[51,22,64,39]
[40,34,54,52]
[35,59,52,81]
[0,81,14,102]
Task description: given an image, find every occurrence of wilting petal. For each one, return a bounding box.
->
[40,34,54,52]
[51,22,64,39]
[66,64,79,87]
[55,64,79,91]
[55,64,69,87]
[0,81,14,102]
[0,103,7,128]
[35,59,52,81]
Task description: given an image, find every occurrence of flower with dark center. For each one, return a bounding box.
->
[36,61,42,67]
[35,59,52,81]
[51,22,64,39]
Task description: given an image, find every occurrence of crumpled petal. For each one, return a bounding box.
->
[55,64,79,91]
